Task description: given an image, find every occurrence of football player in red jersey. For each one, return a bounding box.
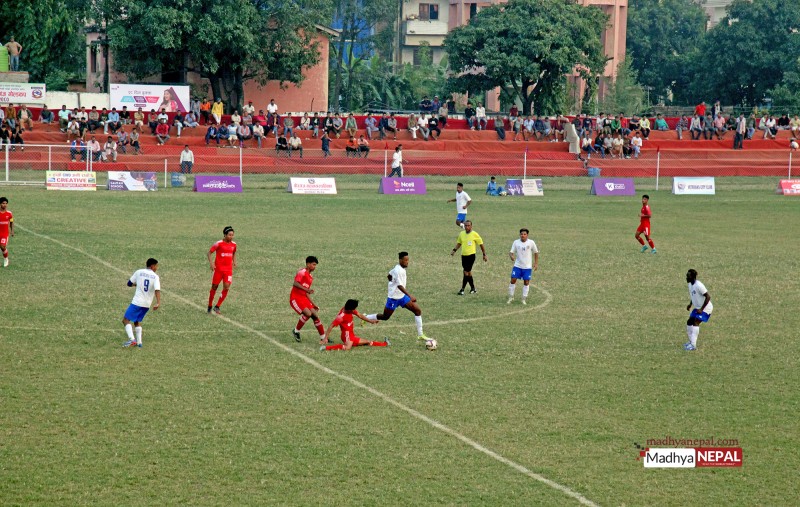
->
[290,256,325,342]
[0,197,14,268]
[320,299,387,351]
[635,194,656,254]
[207,226,237,314]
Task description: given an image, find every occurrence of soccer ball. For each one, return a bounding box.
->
[425,339,438,351]
[499,191,507,196]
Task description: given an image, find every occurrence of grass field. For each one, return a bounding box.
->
[1,177,798,506]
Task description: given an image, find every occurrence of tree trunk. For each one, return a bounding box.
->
[209,76,222,106]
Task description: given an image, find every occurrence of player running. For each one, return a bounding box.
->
[0,197,14,267]
[122,258,161,348]
[507,228,539,304]
[365,251,429,341]
[447,182,471,229]
[684,269,713,351]
[319,299,388,351]
[207,226,237,314]
[636,194,657,254]
[290,256,325,342]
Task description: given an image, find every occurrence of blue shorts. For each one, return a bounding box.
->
[124,304,150,323]
[456,213,467,222]
[689,309,711,322]
[511,267,533,281]
[385,295,411,311]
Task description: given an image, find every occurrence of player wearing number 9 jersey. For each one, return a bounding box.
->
[122,258,161,348]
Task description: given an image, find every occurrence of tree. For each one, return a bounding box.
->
[599,58,645,115]
[107,0,332,112]
[444,0,607,115]
[626,0,707,104]
[768,57,800,114]
[689,0,800,106]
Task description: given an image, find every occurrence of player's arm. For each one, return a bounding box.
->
[355,310,378,324]
[152,290,161,311]
[292,280,314,295]
[533,252,539,271]
[699,292,711,313]
[8,217,13,236]
[207,250,215,271]
[451,241,462,256]
[447,198,455,203]
[480,242,487,261]
[232,251,238,269]
[322,318,339,343]
[464,199,472,209]
[396,284,415,302]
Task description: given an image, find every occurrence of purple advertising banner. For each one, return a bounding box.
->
[505,179,523,196]
[379,177,427,194]
[590,178,636,196]
[193,175,242,193]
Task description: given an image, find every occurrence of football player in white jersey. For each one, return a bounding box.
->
[685,269,712,351]
[365,251,429,341]
[121,258,161,348]
[507,228,539,304]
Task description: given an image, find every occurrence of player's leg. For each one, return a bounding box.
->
[1,237,8,267]
[644,231,656,253]
[635,226,648,252]
[403,300,427,340]
[462,254,477,293]
[122,316,135,346]
[685,313,700,350]
[367,301,396,322]
[209,270,223,312]
[521,278,531,305]
[215,274,233,311]
[291,301,311,341]
[307,308,326,340]
[508,275,518,304]
[134,322,143,347]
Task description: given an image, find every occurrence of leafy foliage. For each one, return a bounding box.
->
[444,0,607,115]
[599,58,646,115]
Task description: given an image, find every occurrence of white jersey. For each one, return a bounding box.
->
[130,268,161,308]
[456,191,471,214]
[510,239,539,269]
[688,281,713,314]
[387,264,407,299]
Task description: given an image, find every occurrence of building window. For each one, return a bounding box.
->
[469,3,477,19]
[419,3,439,21]
[90,48,97,74]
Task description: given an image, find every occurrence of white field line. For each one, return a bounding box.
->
[19,225,598,507]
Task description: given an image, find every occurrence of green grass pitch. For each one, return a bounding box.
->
[1,176,798,506]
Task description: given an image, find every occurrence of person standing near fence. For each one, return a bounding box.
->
[180,145,194,173]
[733,113,746,150]
[5,37,22,71]
[389,145,403,177]
[636,194,656,254]
[0,197,14,268]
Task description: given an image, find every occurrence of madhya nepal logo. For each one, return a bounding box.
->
[634,443,742,468]
[604,182,627,192]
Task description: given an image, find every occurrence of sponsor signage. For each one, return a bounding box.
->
[673,177,716,195]
[193,175,242,193]
[522,179,544,196]
[109,83,190,113]
[379,177,426,194]
[641,447,743,468]
[590,178,636,196]
[505,179,523,196]
[287,177,337,195]
[45,171,96,191]
[107,171,158,191]
[0,82,47,104]
[776,179,800,195]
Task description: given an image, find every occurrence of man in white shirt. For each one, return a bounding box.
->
[507,228,539,304]
[122,258,161,348]
[630,133,642,159]
[242,101,256,116]
[684,269,713,351]
[179,145,194,173]
[86,136,102,161]
[365,251,428,341]
[289,133,303,158]
[266,99,278,116]
[475,104,487,130]
[102,136,118,162]
[389,145,403,177]
[447,182,471,229]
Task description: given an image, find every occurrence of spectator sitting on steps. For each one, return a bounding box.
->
[155,118,170,145]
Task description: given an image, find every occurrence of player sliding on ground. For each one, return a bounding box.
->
[207,226,237,314]
[319,299,389,351]
[636,194,657,254]
[290,256,326,343]
[365,251,429,342]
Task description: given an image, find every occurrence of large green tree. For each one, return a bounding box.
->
[107,0,332,112]
[625,0,707,104]
[444,0,607,115]
[690,0,800,106]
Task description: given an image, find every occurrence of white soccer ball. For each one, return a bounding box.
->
[425,339,438,351]
[499,191,507,196]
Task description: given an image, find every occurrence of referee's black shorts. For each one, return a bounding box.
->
[461,253,476,271]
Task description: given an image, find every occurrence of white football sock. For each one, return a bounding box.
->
[522,285,530,298]
[125,323,134,340]
[135,326,142,345]
[690,326,699,347]
[508,284,516,297]
[415,316,423,336]
[686,325,693,341]
[366,314,377,321]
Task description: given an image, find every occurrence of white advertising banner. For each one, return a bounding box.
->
[521,179,544,196]
[287,177,337,194]
[109,83,190,113]
[0,82,47,104]
[107,171,158,191]
[672,177,716,195]
[46,171,97,191]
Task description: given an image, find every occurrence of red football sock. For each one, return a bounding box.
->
[208,289,216,307]
[313,319,325,336]
[637,237,645,245]
[325,344,345,351]
[648,239,655,248]
[296,314,309,330]
[371,341,388,347]
[216,289,229,307]
[3,250,8,258]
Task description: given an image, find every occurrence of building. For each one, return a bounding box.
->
[702,0,733,28]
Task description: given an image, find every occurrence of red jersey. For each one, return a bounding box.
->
[0,210,12,237]
[331,308,354,337]
[291,268,313,300]
[209,240,237,272]
[640,204,652,225]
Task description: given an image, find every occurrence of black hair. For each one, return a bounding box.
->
[643,194,650,199]
[344,299,359,311]
[0,197,7,204]
[398,251,408,260]
[146,258,158,267]
[687,269,697,278]
[223,226,234,235]
[306,255,319,264]
[457,182,464,187]
[519,228,529,234]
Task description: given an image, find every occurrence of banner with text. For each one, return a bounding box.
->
[110,83,190,113]
[0,82,47,104]
[590,178,636,196]
[108,171,158,191]
[505,179,544,196]
[46,171,96,191]
[193,175,242,193]
[379,177,426,194]
[673,177,716,195]
[775,179,800,195]
[287,177,337,195]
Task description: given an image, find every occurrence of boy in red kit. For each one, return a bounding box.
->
[290,256,325,342]
[0,197,14,268]
[207,226,237,314]
[636,194,657,254]
[320,299,388,351]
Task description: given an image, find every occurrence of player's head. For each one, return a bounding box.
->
[642,194,649,203]
[223,226,234,241]
[686,269,697,283]
[464,220,472,232]
[0,197,7,209]
[456,183,463,192]
[344,299,359,312]
[490,176,496,182]
[306,255,319,271]
[519,228,529,239]
[147,258,159,271]
[398,251,409,267]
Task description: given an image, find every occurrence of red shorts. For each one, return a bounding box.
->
[290,297,313,315]
[341,330,364,346]
[212,270,233,285]
[0,236,7,247]
[636,223,651,236]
